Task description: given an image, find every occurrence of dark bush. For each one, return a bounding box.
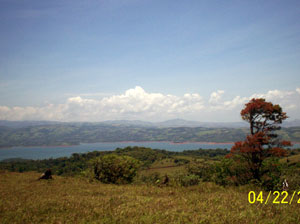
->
[186,161,214,182]
[91,154,140,184]
[173,173,200,187]
[174,158,190,165]
[139,172,161,185]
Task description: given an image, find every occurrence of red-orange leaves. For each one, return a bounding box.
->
[229,98,290,182]
[269,147,287,157]
[229,131,288,157]
[229,132,270,156]
[280,140,292,147]
[240,98,288,135]
[241,98,273,121]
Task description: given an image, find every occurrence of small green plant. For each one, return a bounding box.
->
[91,154,141,184]
[259,158,282,190]
[173,173,200,187]
[213,158,235,186]
[186,161,214,181]
[173,158,190,165]
[139,172,161,185]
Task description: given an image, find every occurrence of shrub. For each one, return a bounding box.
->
[213,157,253,186]
[212,157,283,190]
[91,154,140,184]
[186,161,214,182]
[174,158,190,165]
[213,158,234,186]
[259,158,282,190]
[173,173,200,187]
[138,172,161,185]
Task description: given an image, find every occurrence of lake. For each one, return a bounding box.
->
[0,141,299,161]
[0,141,234,161]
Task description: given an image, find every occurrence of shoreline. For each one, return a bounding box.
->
[1,140,300,149]
[0,141,235,149]
[0,141,300,150]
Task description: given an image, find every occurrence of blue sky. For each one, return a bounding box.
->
[0,0,300,122]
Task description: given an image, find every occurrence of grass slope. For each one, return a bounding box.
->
[281,154,300,164]
[1,171,300,224]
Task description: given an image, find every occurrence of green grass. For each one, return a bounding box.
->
[1,171,300,224]
[140,158,185,176]
[141,165,185,176]
[150,158,177,167]
[280,154,300,164]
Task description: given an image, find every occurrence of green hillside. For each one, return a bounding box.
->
[1,123,300,147]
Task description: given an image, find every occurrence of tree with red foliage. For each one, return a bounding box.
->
[241,98,288,137]
[228,98,292,181]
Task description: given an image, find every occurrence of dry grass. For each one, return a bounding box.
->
[280,154,300,164]
[140,165,185,176]
[0,171,300,224]
[150,158,178,168]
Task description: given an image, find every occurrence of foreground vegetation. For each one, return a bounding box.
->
[1,171,300,224]
[1,146,299,223]
[1,146,300,188]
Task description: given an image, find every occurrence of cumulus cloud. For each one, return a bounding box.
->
[251,89,294,100]
[0,86,299,122]
[99,86,204,118]
[249,89,299,113]
[296,88,300,94]
[209,90,225,105]
[0,86,205,122]
[223,96,249,110]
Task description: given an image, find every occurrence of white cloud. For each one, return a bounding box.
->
[249,89,300,114]
[223,96,249,110]
[0,86,205,122]
[209,90,225,105]
[0,87,299,122]
[99,86,204,117]
[251,89,293,100]
[296,88,300,94]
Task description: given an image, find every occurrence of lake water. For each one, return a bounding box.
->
[0,142,299,161]
[0,142,234,161]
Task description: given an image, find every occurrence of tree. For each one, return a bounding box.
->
[241,98,288,137]
[91,154,140,184]
[228,98,292,182]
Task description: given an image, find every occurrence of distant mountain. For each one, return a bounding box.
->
[0,120,62,128]
[1,118,299,129]
[155,119,248,128]
[99,119,250,128]
[0,120,299,147]
[155,119,202,127]
[101,120,154,127]
[282,119,300,128]
[100,119,300,128]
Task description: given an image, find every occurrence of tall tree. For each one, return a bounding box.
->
[228,98,291,181]
[241,98,288,136]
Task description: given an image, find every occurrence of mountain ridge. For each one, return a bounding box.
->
[1,118,299,128]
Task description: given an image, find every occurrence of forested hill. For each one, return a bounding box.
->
[0,122,300,147]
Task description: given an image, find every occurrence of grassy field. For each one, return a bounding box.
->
[280,154,300,164]
[1,171,300,224]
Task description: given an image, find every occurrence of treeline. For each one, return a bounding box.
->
[1,146,300,190]
[0,146,229,176]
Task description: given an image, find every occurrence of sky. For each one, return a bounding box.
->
[0,0,300,122]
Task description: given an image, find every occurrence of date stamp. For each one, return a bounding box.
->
[248,191,300,204]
